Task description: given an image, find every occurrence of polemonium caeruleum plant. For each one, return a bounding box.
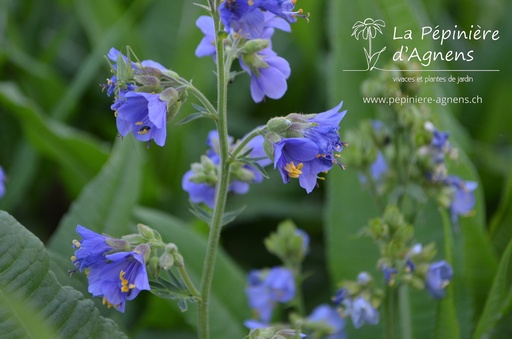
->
[64,3,478,339]
[70,1,351,338]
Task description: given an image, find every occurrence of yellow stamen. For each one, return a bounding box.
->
[72,239,81,248]
[135,121,143,125]
[119,270,136,293]
[138,126,150,135]
[284,162,303,179]
[114,110,118,118]
[70,255,77,262]
[248,0,254,5]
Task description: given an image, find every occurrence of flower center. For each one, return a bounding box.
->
[138,126,151,135]
[119,270,136,293]
[284,162,303,178]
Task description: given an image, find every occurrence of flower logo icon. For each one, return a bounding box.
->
[352,18,387,70]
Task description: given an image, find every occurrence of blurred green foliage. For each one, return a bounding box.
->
[0,0,511,337]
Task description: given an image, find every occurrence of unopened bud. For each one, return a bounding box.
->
[142,66,163,78]
[148,256,161,279]
[134,243,151,262]
[137,224,156,240]
[106,238,131,251]
[240,39,269,54]
[267,117,292,133]
[159,252,174,270]
[134,75,160,87]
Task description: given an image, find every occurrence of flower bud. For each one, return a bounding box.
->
[137,223,156,240]
[142,66,163,78]
[148,256,161,279]
[240,39,269,54]
[267,117,292,133]
[105,238,131,251]
[121,233,146,244]
[173,252,184,268]
[134,75,161,87]
[159,252,174,270]
[241,53,269,76]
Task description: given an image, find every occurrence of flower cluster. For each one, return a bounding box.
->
[245,266,296,328]
[104,48,186,147]
[264,101,347,193]
[333,272,381,329]
[196,0,308,102]
[0,166,6,198]
[422,123,478,224]
[182,130,271,208]
[365,205,454,299]
[71,225,150,312]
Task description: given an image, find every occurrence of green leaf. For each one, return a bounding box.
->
[489,166,512,255]
[0,211,128,338]
[473,239,512,339]
[0,81,109,195]
[47,138,143,302]
[133,207,249,338]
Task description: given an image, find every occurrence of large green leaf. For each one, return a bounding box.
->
[0,81,109,196]
[133,207,250,339]
[47,137,143,310]
[473,238,512,339]
[0,211,127,338]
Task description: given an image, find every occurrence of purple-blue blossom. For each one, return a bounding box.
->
[115,91,168,147]
[72,225,114,272]
[245,267,295,326]
[106,48,171,147]
[426,260,453,299]
[240,47,291,103]
[195,16,216,58]
[182,131,271,208]
[273,102,347,193]
[219,0,305,38]
[445,175,477,224]
[307,304,346,339]
[343,296,379,328]
[87,246,150,312]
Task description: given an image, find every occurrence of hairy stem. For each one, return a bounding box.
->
[197,5,233,339]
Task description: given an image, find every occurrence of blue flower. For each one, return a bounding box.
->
[430,130,451,164]
[273,102,347,193]
[245,267,295,324]
[195,16,216,58]
[445,175,477,224]
[426,260,453,299]
[381,265,398,285]
[115,91,168,147]
[258,0,307,23]
[343,296,379,328]
[106,48,170,147]
[182,131,271,208]
[219,0,306,37]
[87,246,150,312]
[72,225,114,272]
[0,166,6,198]
[307,304,346,339]
[240,47,291,102]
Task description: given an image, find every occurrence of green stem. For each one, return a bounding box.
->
[385,285,397,339]
[399,284,412,339]
[197,5,234,338]
[186,81,218,118]
[177,265,202,300]
[231,126,266,158]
